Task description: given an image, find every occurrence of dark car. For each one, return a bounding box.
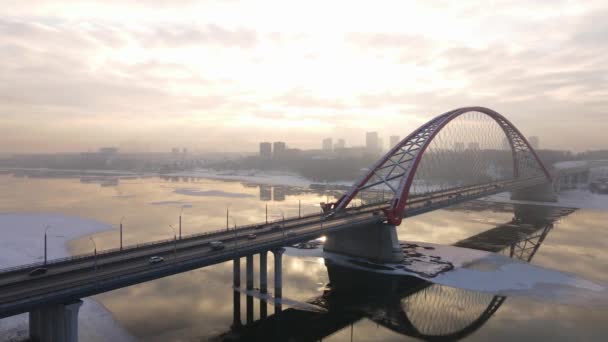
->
[590,178,608,194]
[28,267,48,276]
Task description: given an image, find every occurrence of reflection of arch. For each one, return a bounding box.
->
[332,107,551,225]
[221,205,574,341]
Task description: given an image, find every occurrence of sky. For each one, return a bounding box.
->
[1,0,607,153]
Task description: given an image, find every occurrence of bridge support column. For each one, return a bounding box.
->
[246,255,254,324]
[246,255,254,290]
[324,222,404,263]
[233,257,240,288]
[259,251,268,319]
[29,300,83,342]
[272,248,285,313]
[511,182,557,202]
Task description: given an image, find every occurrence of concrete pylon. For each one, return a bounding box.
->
[511,182,558,202]
[272,248,285,313]
[29,300,83,342]
[324,222,404,263]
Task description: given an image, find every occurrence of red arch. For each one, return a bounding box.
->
[333,107,551,224]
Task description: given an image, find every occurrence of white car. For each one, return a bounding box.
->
[148,256,164,264]
[247,234,257,240]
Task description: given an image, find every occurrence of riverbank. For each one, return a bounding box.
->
[0,213,135,342]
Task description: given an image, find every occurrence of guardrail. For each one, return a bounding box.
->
[0,177,546,275]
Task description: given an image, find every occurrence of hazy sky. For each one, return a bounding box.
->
[1,0,607,153]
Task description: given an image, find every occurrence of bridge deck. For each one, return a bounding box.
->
[0,176,547,318]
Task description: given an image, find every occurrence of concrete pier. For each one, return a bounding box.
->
[324,222,404,263]
[29,300,83,342]
[246,255,254,290]
[511,182,558,202]
[272,248,285,313]
[233,257,241,288]
[259,251,268,319]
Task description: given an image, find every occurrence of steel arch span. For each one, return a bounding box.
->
[332,106,552,225]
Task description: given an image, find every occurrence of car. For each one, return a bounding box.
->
[271,223,282,231]
[210,241,225,250]
[148,256,164,264]
[372,211,380,216]
[425,200,432,207]
[247,234,257,240]
[286,231,296,237]
[590,179,608,194]
[28,267,48,276]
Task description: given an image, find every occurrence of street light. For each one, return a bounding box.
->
[44,225,51,265]
[89,237,97,272]
[179,207,185,240]
[119,216,125,251]
[168,225,177,257]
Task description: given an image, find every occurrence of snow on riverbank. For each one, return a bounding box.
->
[0,213,135,342]
[286,242,607,307]
[483,188,608,211]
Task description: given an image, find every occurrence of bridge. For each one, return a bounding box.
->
[0,107,556,342]
[217,204,575,341]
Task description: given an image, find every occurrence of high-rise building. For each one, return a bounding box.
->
[322,138,333,151]
[454,142,465,152]
[366,132,379,153]
[273,141,286,158]
[468,142,480,150]
[334,138,345,150]
[528,136,540,149]
[171,147,180,154]
[259,142,272,158]
[378,137,384,152]
[389,135,400,148]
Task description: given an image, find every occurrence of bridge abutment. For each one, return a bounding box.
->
[29,299,83,342]
[511,182,558,202]
[324,222,404,263]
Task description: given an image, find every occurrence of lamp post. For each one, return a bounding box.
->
[44,225,51,265]
[89,237,97,272]
[179,207,184,240]
[298,200,301,218]
[169,225,177,257]
[119,216,125,251]
[226,206,230,231]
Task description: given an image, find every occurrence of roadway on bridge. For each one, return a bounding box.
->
[0,176,546,318]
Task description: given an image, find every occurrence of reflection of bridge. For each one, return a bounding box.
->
[0,107,559,342]
[220,205,575,341]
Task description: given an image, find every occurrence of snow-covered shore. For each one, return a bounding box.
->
[0,213,135,342]
[483,188,608,211]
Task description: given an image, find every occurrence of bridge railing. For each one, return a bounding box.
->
[0,202,376,275]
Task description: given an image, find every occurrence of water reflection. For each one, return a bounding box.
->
[220,205,575,341]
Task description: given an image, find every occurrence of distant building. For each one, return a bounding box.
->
[259,142,272,158]
[259,184,272,201]
[528,136,540,149]
[334,139,345,150]
[378,137,384,152]
[171,147,180,154]
[322,138,333,152]
[389,135,400,148]
[273,141,286,158]
[366,132,379,153]
[468,142,480,150]
[98,147,118,155]
[182,148,188,154]
[454,142,465,152]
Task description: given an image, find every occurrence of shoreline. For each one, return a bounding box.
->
[0,213,135,342]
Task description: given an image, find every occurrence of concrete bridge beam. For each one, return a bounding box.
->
[511,182,558,202]
[324,222,404,263]
[29,300,83,342]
